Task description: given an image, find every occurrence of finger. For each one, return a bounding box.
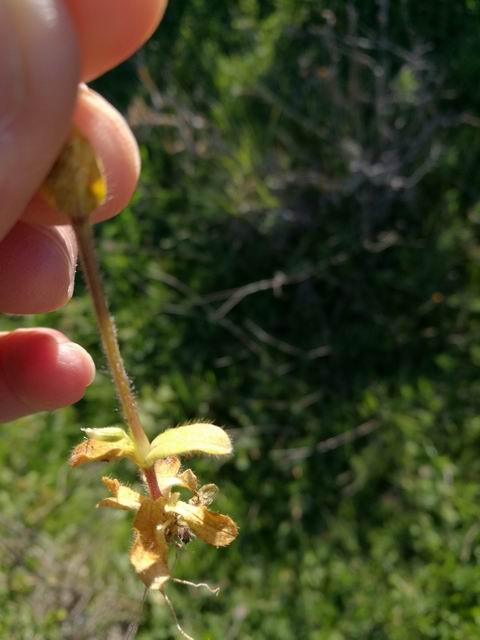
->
[0,329,95,423]
[0,0,80,242]
[0,222,77,314]
[65,0,168,81]
[24,86,140,226]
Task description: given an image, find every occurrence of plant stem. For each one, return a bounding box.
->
[73,218,161,498]
[143,466,162,500]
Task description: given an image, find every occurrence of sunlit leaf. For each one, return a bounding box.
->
[83,426,130,443]
[146,424,232,465]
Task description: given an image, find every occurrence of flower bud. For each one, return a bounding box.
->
[41,127,106,222]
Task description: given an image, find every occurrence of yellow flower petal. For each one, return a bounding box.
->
[146,424,232,465]
[41,127,106,221]
[69,438,136,467]
[97,477,144,512]
[167,501,238,547]
[130,499,170,590]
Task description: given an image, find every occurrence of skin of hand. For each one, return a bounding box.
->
[0,0,168,422]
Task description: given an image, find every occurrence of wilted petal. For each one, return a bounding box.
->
[156,475,190,494]
[190,483,219,507]
[146,424,232,465]
[69,438,136,466]
[97,477,144,512]
[154,456,181,477]
[179,469,198,493]
[130,499,170,590]
[167,501,238,547]
[154,470,199,497]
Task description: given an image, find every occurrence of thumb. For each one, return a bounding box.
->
[0,0,80,241]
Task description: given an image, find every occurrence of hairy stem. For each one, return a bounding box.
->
[73,218,161,498]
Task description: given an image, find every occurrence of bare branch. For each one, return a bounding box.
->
[272,420,381,463]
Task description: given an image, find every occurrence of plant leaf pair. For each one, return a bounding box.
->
[69,423,232,469]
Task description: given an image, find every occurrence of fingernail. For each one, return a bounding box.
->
[0,0,26,127]
[58,342,96,386]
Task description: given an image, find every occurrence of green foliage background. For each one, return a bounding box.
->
[3,1,480,638]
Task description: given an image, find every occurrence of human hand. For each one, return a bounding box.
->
[0,0,167,422]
